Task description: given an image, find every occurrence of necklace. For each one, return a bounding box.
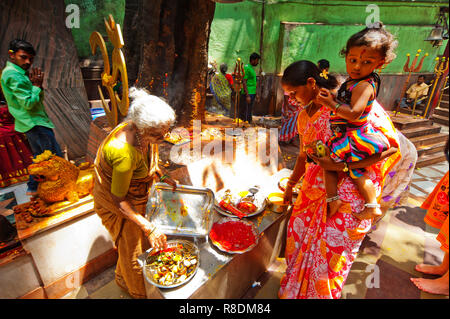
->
[304,100,315,118]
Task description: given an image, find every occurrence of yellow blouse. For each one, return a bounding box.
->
[102,134,150,198]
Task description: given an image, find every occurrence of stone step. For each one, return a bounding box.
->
[416,141,447,157]
[409,132,448,147]
[416,152,448,168]
[390,112,433,130]
[400,124,442,139]
[394,106,426,117]
[440,100,449,109]
[432,114,449,127]
[434,107,449,117]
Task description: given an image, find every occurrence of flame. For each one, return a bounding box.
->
[185,127,279,194]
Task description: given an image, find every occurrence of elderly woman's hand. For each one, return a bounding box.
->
[161,175,178,191]
[147,227,167,252]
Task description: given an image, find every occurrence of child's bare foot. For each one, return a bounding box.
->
[353,204,382,221]
[410,273,449,296]
[328,199,342,217]
[415,264,447,276]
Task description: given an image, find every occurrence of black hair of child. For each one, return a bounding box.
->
[339,22,398,64]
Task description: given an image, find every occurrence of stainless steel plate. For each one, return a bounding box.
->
[209,217,259,254]
[143,239,199,289]
[146,183,215,237]
[214,188,267,218]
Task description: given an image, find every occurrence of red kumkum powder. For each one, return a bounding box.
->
[210,221,256,251]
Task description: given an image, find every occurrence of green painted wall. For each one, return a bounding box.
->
[65,0,125,59]
[67,0,448,74]
[208,0,449,74]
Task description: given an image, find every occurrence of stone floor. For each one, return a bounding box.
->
[1,127,448,300]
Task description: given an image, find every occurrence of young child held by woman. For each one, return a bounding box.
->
[317,23,398,219]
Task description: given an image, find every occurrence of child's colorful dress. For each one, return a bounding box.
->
[328,73,391,179]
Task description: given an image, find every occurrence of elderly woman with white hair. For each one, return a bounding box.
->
[93,88,177,298]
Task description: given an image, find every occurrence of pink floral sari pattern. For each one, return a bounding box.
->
[279,105,391,299]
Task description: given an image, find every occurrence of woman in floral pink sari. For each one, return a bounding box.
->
[278,60,407,299]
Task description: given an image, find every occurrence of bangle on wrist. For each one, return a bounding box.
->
[160,174,169,182]
[146,226,156,237]
[334,103,341,111]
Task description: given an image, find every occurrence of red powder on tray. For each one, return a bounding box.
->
[209,220,257,251]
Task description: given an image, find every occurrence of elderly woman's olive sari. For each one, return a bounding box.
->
[93,122,159,298]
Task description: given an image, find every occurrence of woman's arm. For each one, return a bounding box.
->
[284,136,307,204]
[289,146,307,184]
[111,195,167,251]
[109,153,166,250]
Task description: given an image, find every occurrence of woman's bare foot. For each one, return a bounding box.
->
[353,206,382,221]
[415,263,447,276]
[410,272,449,296]
[328,199,342,217]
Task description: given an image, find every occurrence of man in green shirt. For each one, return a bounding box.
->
[239,52,260,124]
[1,39,62,195]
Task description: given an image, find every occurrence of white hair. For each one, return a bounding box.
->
[125,87,176,131]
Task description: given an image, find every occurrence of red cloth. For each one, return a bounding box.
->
[0,105,33,187]
[225,73,233,86]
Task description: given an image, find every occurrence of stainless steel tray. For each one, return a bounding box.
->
[146,183,215,237]
[143,239,199,289]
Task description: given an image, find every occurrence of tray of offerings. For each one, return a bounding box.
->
[143,239,199,288]
[143,183,214,288]
[164,131,191,146]
[209,217,259,254]
[214,187,267,219]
